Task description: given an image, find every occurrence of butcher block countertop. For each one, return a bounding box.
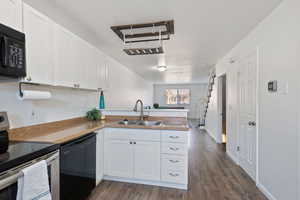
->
[9,116,190,144]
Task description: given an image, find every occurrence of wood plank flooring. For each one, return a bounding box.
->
[88,121,267,200]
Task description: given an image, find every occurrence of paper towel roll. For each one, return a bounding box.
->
[18,90,52,100]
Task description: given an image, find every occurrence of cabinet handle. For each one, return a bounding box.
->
[130,141,132,144]
[169,147,179,151]
[169,173,179,177]
[169,160,180,163]
[169,136,179,139]
[133,142,136,144]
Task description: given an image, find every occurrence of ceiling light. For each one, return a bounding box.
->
[157,53,167,72]
[157,65,167,72]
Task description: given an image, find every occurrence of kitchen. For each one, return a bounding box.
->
[0,0,299,200]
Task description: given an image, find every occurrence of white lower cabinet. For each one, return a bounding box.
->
[103,128,189,189]
[134,141,160,181]
[104,139,134,178]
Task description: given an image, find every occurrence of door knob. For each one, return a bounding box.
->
[248,121,256,126]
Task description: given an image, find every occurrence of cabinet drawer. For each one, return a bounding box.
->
[161,131,188,143]
[130,129,160,141]
[161,169,187,184]
[105,128,131,140]
[105,128,160,141]
[161,143,187,155]
[161,154,186,170]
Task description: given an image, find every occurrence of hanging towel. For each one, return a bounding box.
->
[17,160,52,200]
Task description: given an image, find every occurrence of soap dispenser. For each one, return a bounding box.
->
[99,90,105,109]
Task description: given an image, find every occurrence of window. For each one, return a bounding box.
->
[165,89,190,105]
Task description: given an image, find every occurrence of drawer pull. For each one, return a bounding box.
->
[169,159,180,163]
[169,173,180,177]
[169,136,179,139]
[169,147,179,151]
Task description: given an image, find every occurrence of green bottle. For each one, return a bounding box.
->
[99,91,105,109]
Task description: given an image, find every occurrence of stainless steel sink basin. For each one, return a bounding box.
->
[117,120,162,126]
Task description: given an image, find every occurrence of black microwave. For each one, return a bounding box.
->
[0,23,26,79]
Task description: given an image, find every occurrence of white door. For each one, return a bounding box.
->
[238,51,257,180]
[133,141,161,181]
[0,0,22,31]
[104,139,134,178]
[23,4,54,85]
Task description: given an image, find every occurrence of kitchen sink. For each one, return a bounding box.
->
[117,120,162,127]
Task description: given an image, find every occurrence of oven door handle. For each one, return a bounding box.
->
[0,150,59,191]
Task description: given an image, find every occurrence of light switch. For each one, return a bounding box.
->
[268,81,277,92]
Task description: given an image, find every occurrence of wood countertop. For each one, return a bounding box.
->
[9,116,190,144]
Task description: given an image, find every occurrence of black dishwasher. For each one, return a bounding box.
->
[60,133,96,200]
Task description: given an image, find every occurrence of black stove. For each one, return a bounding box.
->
[0,141,59,173]
[0,112,59,173]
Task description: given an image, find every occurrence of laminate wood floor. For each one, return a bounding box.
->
[88,121,268,200]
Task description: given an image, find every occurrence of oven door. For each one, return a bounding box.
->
[0,151,59,200]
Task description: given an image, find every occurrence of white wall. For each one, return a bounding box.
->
[153,83,207,119]
[206,0,300,199]
[204,81,219,142]
[105,57,153,109]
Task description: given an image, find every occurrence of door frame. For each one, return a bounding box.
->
[217,73,228,145]
[236,48,260,184]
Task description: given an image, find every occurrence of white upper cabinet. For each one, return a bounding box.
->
[54,25,81,88]
[80,43,99,90]
[23,4,54,85]
[98,56,110,90]
[54,24,101,90]
[0,0,22,31]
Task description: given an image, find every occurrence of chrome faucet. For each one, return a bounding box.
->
[133,99,144,121]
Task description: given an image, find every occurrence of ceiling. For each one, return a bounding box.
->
[26,0,282,84]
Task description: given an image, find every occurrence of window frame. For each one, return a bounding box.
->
[165,88,191,105]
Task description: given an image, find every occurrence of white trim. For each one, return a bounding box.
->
[257,183,277,200]
[217,75,223,144]
[255,47,260,184]
[226,150,238,164]
[103,176,188,190]
[204,128,219,143]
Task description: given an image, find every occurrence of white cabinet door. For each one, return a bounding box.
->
[0,0,22,31]
[96,130,104,185]
[104,140,134,178]
[98,56,110,90]
[133,141,160,181]
[80,43,98,90]
[23,4,54,85]
[54,25,80,88]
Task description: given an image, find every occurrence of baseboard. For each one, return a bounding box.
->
[257,183,277,200]
[204,128,218,143]
[226,150,238,164]
[103,176,188,190]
